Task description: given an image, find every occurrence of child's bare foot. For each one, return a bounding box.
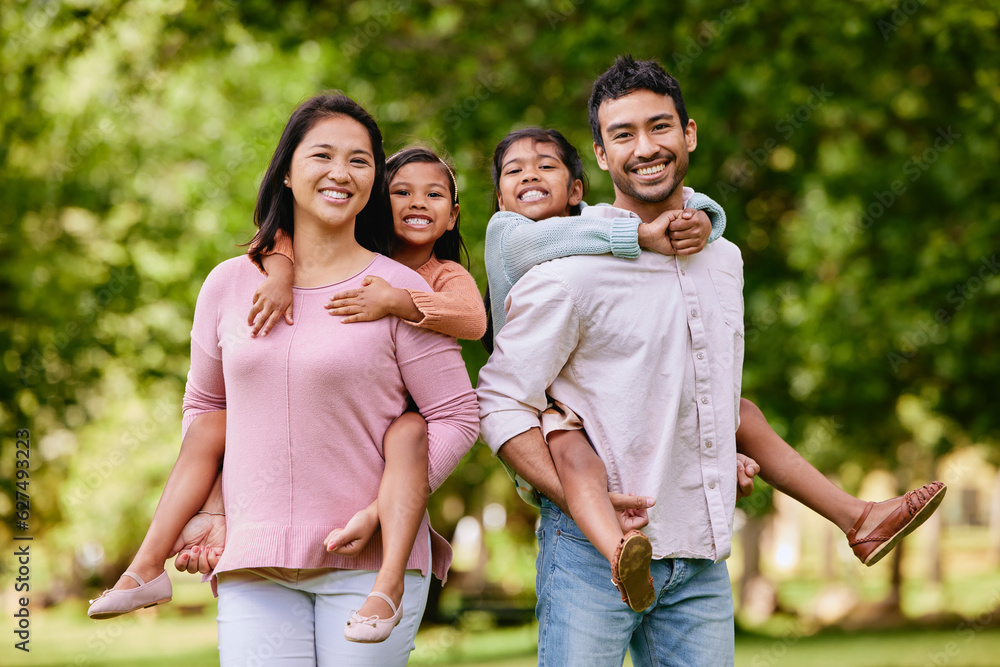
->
[846,482,947,566]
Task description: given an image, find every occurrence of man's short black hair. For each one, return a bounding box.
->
[588,55,689,148]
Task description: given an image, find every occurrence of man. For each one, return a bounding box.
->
[477,55,745,666]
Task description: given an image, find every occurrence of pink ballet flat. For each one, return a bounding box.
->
[87,571,172,620]
[344,591,402,644]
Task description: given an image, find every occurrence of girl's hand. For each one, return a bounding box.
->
[324,502,380,556]
[248,255,295,337]
[668,208,712,255]
[326,275,406,323]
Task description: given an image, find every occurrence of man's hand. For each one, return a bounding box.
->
[170,512,226,574]
[610,492,655,531]
[736,453,759,500]
[668,209,712,255]
[324,501,380,556]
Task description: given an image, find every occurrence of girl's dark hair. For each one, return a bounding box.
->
[385,147,469,267]
[490,127,587,216]
[248,92,392,267]
[483,127,588,353]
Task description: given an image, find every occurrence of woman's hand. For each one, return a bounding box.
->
[326,276,419,323]
[324,501,380,556]
[667,208,712,255]
[248,254,295,337]
[170,512,226,574]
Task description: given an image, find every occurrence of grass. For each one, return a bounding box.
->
[9,526,997,665]
[5,601,1000,666]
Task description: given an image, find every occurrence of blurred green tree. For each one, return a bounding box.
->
[1,0,996,616]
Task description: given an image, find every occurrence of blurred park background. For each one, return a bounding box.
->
[2,0,999,664]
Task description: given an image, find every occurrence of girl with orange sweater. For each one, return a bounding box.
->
[250,146,486,642]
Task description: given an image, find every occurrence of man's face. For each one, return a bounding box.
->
[594,89,697,207]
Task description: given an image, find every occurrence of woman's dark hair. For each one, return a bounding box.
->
[483,127,588,353]
[248,92,392,267]
[490,127,587,216]
[385,147,469,267]
[588,54,688,149]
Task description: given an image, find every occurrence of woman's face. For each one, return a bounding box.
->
[285,114,376,233]
[496,138,583,221]
[389,161,458,251]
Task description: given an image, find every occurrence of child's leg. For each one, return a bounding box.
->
[737,398,944,551]
[548,429,624,562]
[736,398,867,533]
[354,411,429,621]
[549,428,655,612]
[114,410,227,589]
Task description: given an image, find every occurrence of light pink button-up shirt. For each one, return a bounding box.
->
[478,205,745,561]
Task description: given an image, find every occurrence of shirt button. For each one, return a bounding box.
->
[680,269,686,275]
[706,440,713,448]
[709,482,716,489]
[697,352,704,360]
[701,397,709,404]
[691,310,698,317]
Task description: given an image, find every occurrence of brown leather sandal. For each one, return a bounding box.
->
[847,481,947,566]
[611,530,655,612]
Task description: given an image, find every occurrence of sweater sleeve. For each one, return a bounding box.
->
[484,210,640,332]
[395,325,480,491]
[685,190,727,243]
[247,228,295,274]
[181,270,227,438]
[406,261,487,340]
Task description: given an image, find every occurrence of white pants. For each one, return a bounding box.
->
[217,560,431,666]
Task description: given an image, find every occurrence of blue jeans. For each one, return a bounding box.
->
[535,501,734,667]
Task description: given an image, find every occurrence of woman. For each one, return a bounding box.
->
[180,93,479,664]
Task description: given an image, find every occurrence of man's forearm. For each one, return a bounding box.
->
[496,428,569,514]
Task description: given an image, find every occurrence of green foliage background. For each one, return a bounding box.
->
[1,0,998,596]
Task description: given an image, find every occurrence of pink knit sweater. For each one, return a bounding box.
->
[181,254,480,581]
